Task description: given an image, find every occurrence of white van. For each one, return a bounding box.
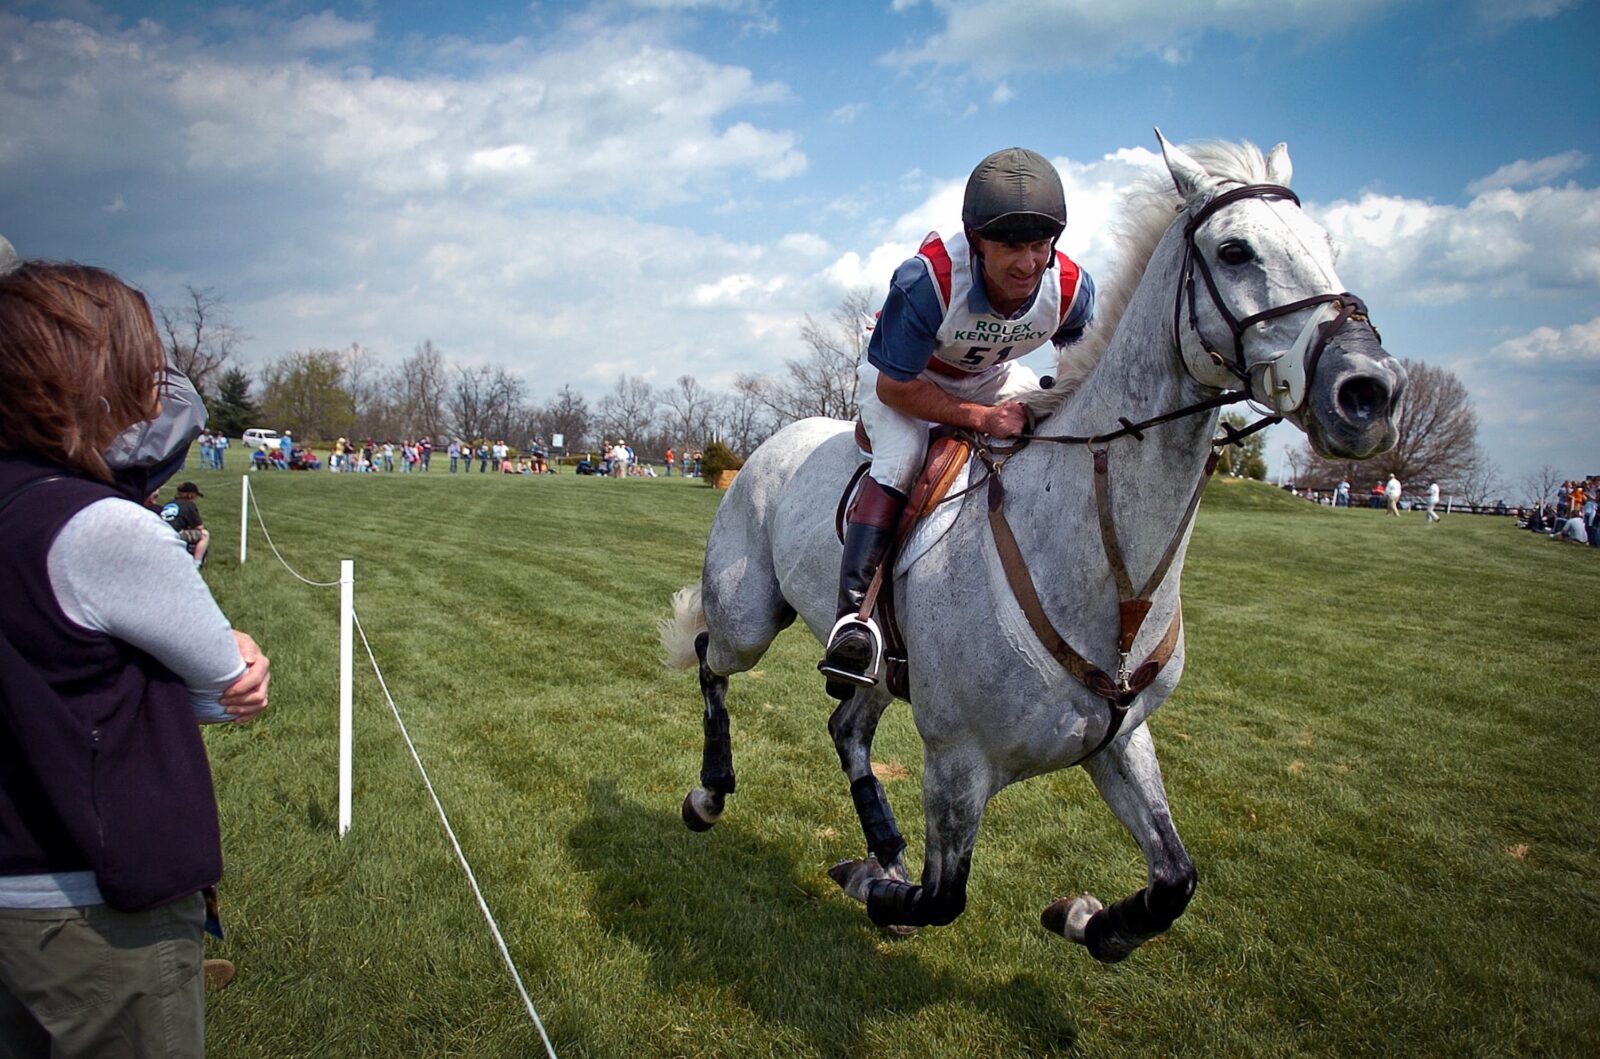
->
[242,428,281,450]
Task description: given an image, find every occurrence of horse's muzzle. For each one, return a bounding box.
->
[1303,319,1407,460]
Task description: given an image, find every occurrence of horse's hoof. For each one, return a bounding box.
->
[828,857,889,903]
[1041,894,1103,942]
[681,788,722,832]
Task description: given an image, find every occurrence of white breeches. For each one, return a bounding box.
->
[857,360,1039,493]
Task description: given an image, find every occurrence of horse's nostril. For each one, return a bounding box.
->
[1336,375,1388,423]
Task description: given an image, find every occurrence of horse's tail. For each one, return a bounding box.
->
[658,584,706,671]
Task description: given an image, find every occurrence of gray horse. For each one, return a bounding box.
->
[660,134,1406,962]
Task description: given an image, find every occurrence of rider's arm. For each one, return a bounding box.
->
[876,375,1027,437]
[1050,268,1097,346]
[866,259,942,382]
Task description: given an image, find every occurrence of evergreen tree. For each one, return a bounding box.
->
[209,366,260,438]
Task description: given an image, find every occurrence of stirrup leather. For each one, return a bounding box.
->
[818,614,885,688]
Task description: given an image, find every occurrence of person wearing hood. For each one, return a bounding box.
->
[0,260,271,1056]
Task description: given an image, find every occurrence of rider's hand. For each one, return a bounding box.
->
[979,401,1028,439]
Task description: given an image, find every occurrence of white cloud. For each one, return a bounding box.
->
[830,102,867,123]
[0,15,805,207]
[886,0,1392,75]
[285,11,377,52]
[778,233,831,257]
[1490,317,1600,363]
[990,81,1014,104]
[1466,151,1588,195]
[1313,180,1600,305]
[103,193,126,214]
[1468,0,1577,26]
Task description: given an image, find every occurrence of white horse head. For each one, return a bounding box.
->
[1161,129,1404,457]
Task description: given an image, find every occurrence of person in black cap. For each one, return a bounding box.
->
[162,481,210,567]
[819,147,1097,695]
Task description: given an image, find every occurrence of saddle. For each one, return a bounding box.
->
[835,425,973,700]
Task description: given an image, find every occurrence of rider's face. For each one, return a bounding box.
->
[971,234,1053,310]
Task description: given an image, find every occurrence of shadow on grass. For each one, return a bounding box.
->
[567,778,1078,1055]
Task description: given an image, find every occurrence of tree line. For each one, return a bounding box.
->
[176,285,877,460]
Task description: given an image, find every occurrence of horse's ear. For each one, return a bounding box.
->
[1266,142,1292,187]
[1154,127,1214,202]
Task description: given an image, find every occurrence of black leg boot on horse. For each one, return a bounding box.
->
[819,477,906,699]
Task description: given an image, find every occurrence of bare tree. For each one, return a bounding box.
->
[388,340,450,438]
[448,364,524,443]
[158,285,245,396]
[596,375,658,445]
[1298,357,1480,491]
[1520,464,1562,508]
[711,388,778,457]
[530,385,591,454]
[736,288,874,425]
[659,374,717,451]
[1455,444,1504,508]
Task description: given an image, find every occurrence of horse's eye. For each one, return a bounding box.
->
[1217,240,1254,266]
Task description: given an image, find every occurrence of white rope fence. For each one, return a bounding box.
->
[237,474,557,1057]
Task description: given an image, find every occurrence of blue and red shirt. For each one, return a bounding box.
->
[868,229,1096,382]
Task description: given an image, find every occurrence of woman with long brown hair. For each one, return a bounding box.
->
[0,260,270,1056]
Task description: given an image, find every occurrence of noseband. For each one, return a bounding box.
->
[1175,183,1373,415]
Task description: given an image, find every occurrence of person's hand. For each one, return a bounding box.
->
[979,401,1028,439]
[220,630,270,723]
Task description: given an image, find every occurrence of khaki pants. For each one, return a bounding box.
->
[0,892,205,1059]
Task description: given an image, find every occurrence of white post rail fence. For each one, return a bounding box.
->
[339,559,354,837]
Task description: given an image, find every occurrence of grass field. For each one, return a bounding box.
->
[186,462,1598,1057]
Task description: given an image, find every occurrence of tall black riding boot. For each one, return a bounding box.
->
[818,479,906,696]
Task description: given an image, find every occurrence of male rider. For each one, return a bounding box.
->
[818,147,1097,693]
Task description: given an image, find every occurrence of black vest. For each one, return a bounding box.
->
[0,453,222,910]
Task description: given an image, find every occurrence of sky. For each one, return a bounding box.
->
[2,0,1596,487]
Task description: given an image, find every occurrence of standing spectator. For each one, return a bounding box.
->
[692,449,703,477]
[448,439,461,473]
[197,431,214,470]
[0,260,271,1057]
[362,439,374,472]
[664,446,675,477]
[477,441,490,473]
[610,439,628,478]
[279,431,293,464]
[1335,479,1349,508]
[1384,475,1402,517]
[382,440,394,472]
[420,436,433,472]
[1426,482,1441,524]
[213,433,228,470]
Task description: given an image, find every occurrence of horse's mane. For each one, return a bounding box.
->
[1021,139,1276,415]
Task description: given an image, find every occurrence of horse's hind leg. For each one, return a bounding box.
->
[824,687,912,889]
[682,632,736,831]
[681,572,795,832]
[1041,722,1197,963]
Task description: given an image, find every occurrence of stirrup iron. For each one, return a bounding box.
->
[818,614,885,689]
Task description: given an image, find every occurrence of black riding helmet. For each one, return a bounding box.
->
[962,147,1067,245]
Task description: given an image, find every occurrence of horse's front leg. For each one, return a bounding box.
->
[1043,721,1197,963]
[831,747,990,929]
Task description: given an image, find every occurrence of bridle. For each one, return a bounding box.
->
[1175,182,1374,416]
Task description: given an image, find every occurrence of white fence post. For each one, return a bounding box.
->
[339,559,354,837]
[239,474,250,564]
